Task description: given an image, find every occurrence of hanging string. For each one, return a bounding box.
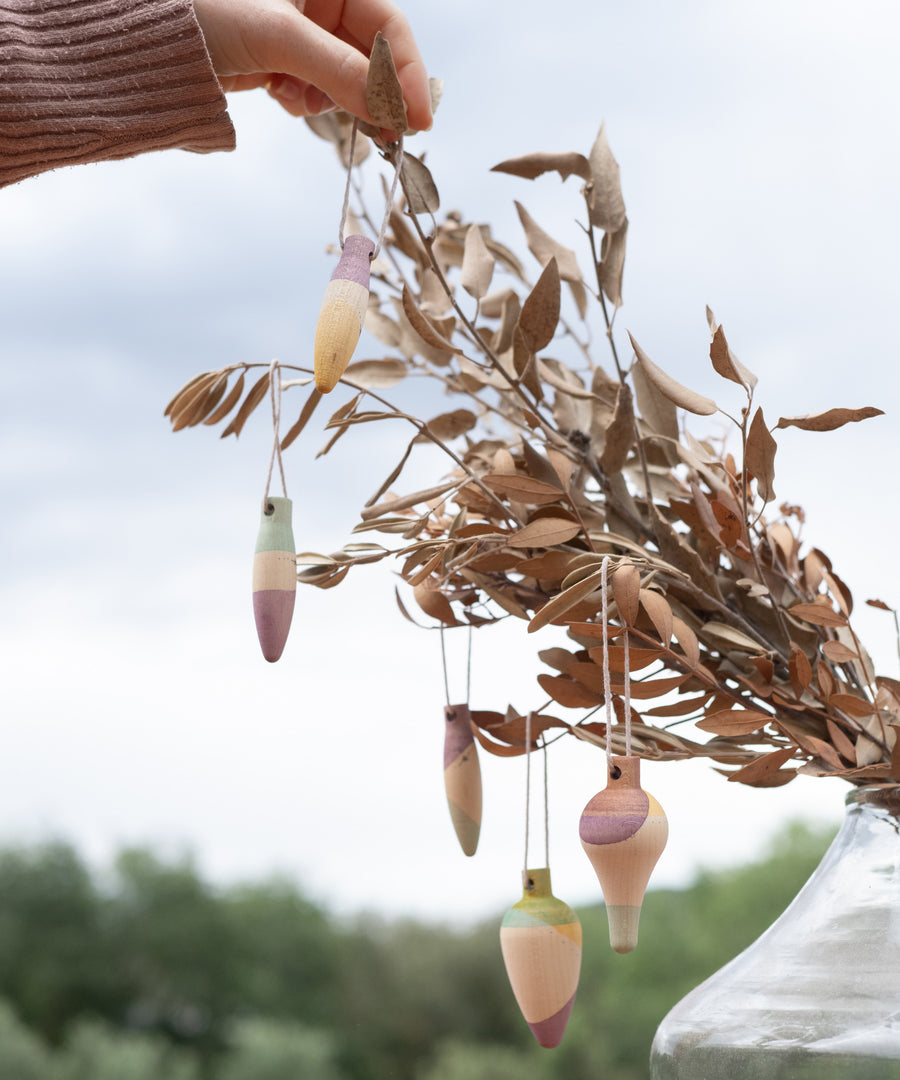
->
[599,555,635,766]
[623,626,633,757]
[263,360,287,509]
[338,122,404,260]
[439,626,451,707]
[600,556,615,773]
[542,735,550,869]
[523,709,534,888]
[338,121,360,249]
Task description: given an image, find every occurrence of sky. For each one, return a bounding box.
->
[0,0,899,926]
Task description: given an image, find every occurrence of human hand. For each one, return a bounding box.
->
[192,0,432,133]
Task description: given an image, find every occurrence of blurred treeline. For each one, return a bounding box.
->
[0,823,832,1080]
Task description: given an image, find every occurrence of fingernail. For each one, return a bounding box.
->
[271,77,301,101]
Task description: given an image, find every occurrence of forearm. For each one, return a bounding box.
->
[0,0,236,188]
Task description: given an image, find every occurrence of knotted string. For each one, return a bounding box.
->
[263,360,287,509]
[338,119,404,260]
[599,556,634,768]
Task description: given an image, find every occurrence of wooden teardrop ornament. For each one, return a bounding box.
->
[443,704,482,856]
[252,496,296,663]
[314,234,375,393]
[500,868,582,1049]
[579,756,668,953]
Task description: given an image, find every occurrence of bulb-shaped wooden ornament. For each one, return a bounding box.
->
[252,496,296,663]
[314,234,375,393]
[500,868,582,1049]
[579,756,668,954]
[443,704,482,856]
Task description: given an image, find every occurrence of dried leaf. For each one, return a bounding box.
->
[421,409,477,442]
[538,673,602,708]
[640,589,673,647]
[709,325,757,390]
[696,709,772,736]
[775,407,884,432]
[538,647,577,674]
[366,31,408,133]
[789,602,848,628]
[360,481,458,521]
[280,387,323,451]
[598,220,627,308]
[822,640,859,663]
[830,693,876,718]
[789,644,812,695]
[490,151,591,182]
[611,560,640,626]
[402,152,440,215]
[460,224,495,300]
[482,474,563,504]
[517,257,561,352]
[413,581,459,626]
[586,123,627,232]
[745,406,777,503]
[401,285,458,353]
[203,370,245,426]
[629,333,717,416]
[509,517,582,548]
[598,383,635,474]
[699,621,762,653]
[514,202,582,283]
[220,372,269,439]
[726,747,795,785]
[528,569,605,633]
[343,358,408,388]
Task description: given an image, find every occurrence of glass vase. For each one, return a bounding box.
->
[650,786,900,1079]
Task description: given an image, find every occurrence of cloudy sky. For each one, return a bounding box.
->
[1,0,898,924]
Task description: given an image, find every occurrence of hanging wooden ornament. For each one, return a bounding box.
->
[443,703,482,856]
[313,233,375,394]
[580,755,668,954]
[252,496,296,663]
[500,868,582,1049]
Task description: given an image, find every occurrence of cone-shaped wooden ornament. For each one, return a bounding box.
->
[314,234,375,393]
[252,496,296,663]
[579,756,668,954]
[443,704,482,856]
[500,868,582,1049]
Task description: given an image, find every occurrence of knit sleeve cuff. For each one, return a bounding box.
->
[0,0,236,188]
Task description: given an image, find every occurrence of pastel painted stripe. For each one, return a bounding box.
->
[443,704,475,768]
[252,497,295,663]
[314,235,374,393]
[579,786,649,846]
[528,993,577,1050]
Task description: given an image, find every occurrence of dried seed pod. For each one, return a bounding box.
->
[443,704,481,856]
[252,496,296,662]
[500,868,582,1049]
[579,755,668,953]
[314,234,375,393]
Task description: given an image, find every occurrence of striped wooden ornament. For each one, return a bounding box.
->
[579,756,668,953]
[500,868,582,1049]
[314,234,375,393]
[252,496,296,663]
[443,704,481,856]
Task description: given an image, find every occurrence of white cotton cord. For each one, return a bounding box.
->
[371,134,404,260]
[338,120,360,248]
[600,556,614,772]
[523,709,534,886]
[623,627,633,757]
[542,736,550,869]
[439,625,451,707]
[263,360,287,508]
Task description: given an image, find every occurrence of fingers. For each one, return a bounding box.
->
[258,1,432,131]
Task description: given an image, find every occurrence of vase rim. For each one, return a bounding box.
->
[845,783,900,814]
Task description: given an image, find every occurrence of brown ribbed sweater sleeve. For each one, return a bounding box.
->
[0,0,236,187]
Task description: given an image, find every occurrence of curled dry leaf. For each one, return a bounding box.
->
[586,123,627,232]
[775,407,884,432]
[366,31,408,134]
[491,151,591,182]
[629,333,718,416]
[401,152,440,215]
[744,406,777,503]
[517,257,561,352]
[460,224,495,300]
[514,202,582,283]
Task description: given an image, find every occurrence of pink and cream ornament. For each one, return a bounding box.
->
[313,234,375,393]
[442,704,482,856]
[579,755,668,953]
[252,496,296,663]
[500,868,582,1048]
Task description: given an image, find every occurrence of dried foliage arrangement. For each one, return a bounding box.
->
[166,70,896,791]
